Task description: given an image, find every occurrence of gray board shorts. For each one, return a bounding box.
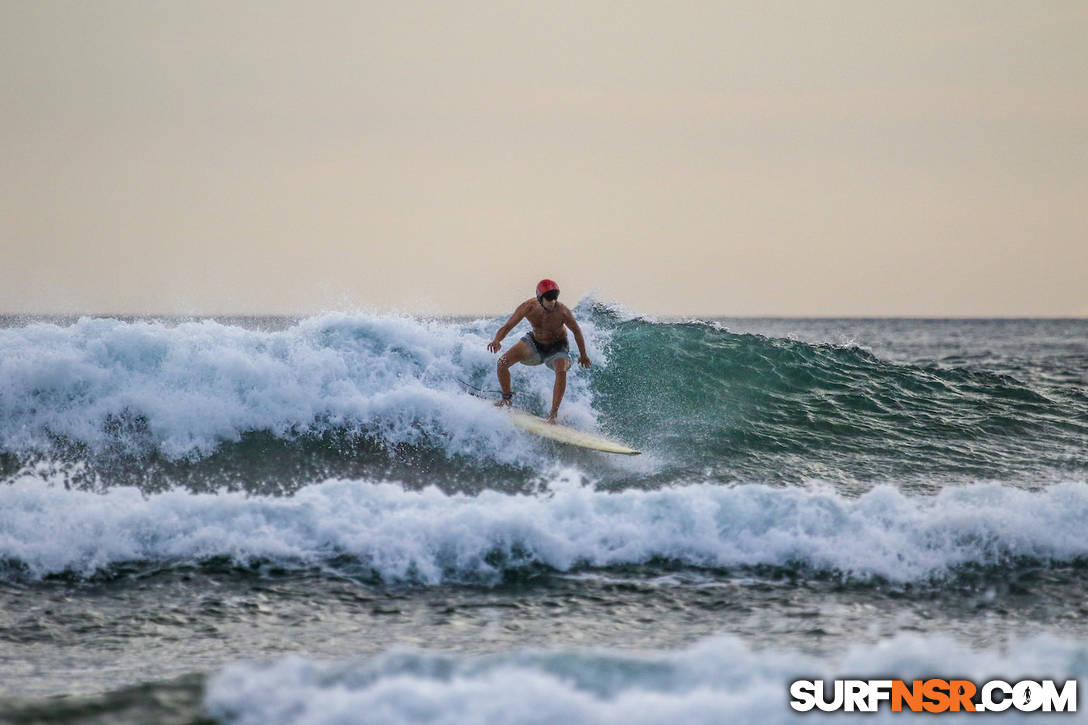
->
[520,332,571,370]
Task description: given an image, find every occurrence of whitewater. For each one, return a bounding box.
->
[4,477,1088,584]
[0,307,1085,723]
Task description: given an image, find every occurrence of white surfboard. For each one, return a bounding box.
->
[508,409,641,455]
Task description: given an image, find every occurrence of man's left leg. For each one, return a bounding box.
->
[547,358,570,424]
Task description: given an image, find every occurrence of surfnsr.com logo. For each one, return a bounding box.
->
[789,679,1077,713]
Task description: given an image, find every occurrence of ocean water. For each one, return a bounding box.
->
[0,306,1085,723]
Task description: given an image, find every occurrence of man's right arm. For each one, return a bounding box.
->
[488,302,529,352]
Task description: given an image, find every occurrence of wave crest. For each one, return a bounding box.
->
[204,633,1088,725]
[2,477,1087,584]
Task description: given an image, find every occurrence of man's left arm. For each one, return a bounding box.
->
[565,310,591,368]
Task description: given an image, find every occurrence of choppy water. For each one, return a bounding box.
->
[0,307,1085,723]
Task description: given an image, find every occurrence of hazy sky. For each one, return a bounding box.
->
[2,1,1086,316]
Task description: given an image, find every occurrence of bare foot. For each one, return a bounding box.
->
[494,398,512,408]
[546,414,558,425]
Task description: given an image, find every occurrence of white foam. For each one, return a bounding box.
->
[2,477,1087,583]
[0,312,609,462]
[204,633,1087,724]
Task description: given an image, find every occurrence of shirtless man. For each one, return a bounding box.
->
[487,279,591,424]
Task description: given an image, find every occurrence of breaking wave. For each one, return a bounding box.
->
[2,476,1087,585]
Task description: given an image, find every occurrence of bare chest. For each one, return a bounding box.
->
[524,306,567,342]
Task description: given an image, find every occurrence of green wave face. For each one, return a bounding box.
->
[0,310,1083,494]
[588,308,1087,488]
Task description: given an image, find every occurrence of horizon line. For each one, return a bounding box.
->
[1,311,1085,322]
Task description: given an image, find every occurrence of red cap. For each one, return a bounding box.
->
[536,279,560,298]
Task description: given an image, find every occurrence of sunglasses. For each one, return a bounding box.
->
[540,289,559,301]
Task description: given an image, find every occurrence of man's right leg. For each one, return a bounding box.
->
[495,340,532,406]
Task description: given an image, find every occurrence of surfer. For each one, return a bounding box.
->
[487,279,591,424]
